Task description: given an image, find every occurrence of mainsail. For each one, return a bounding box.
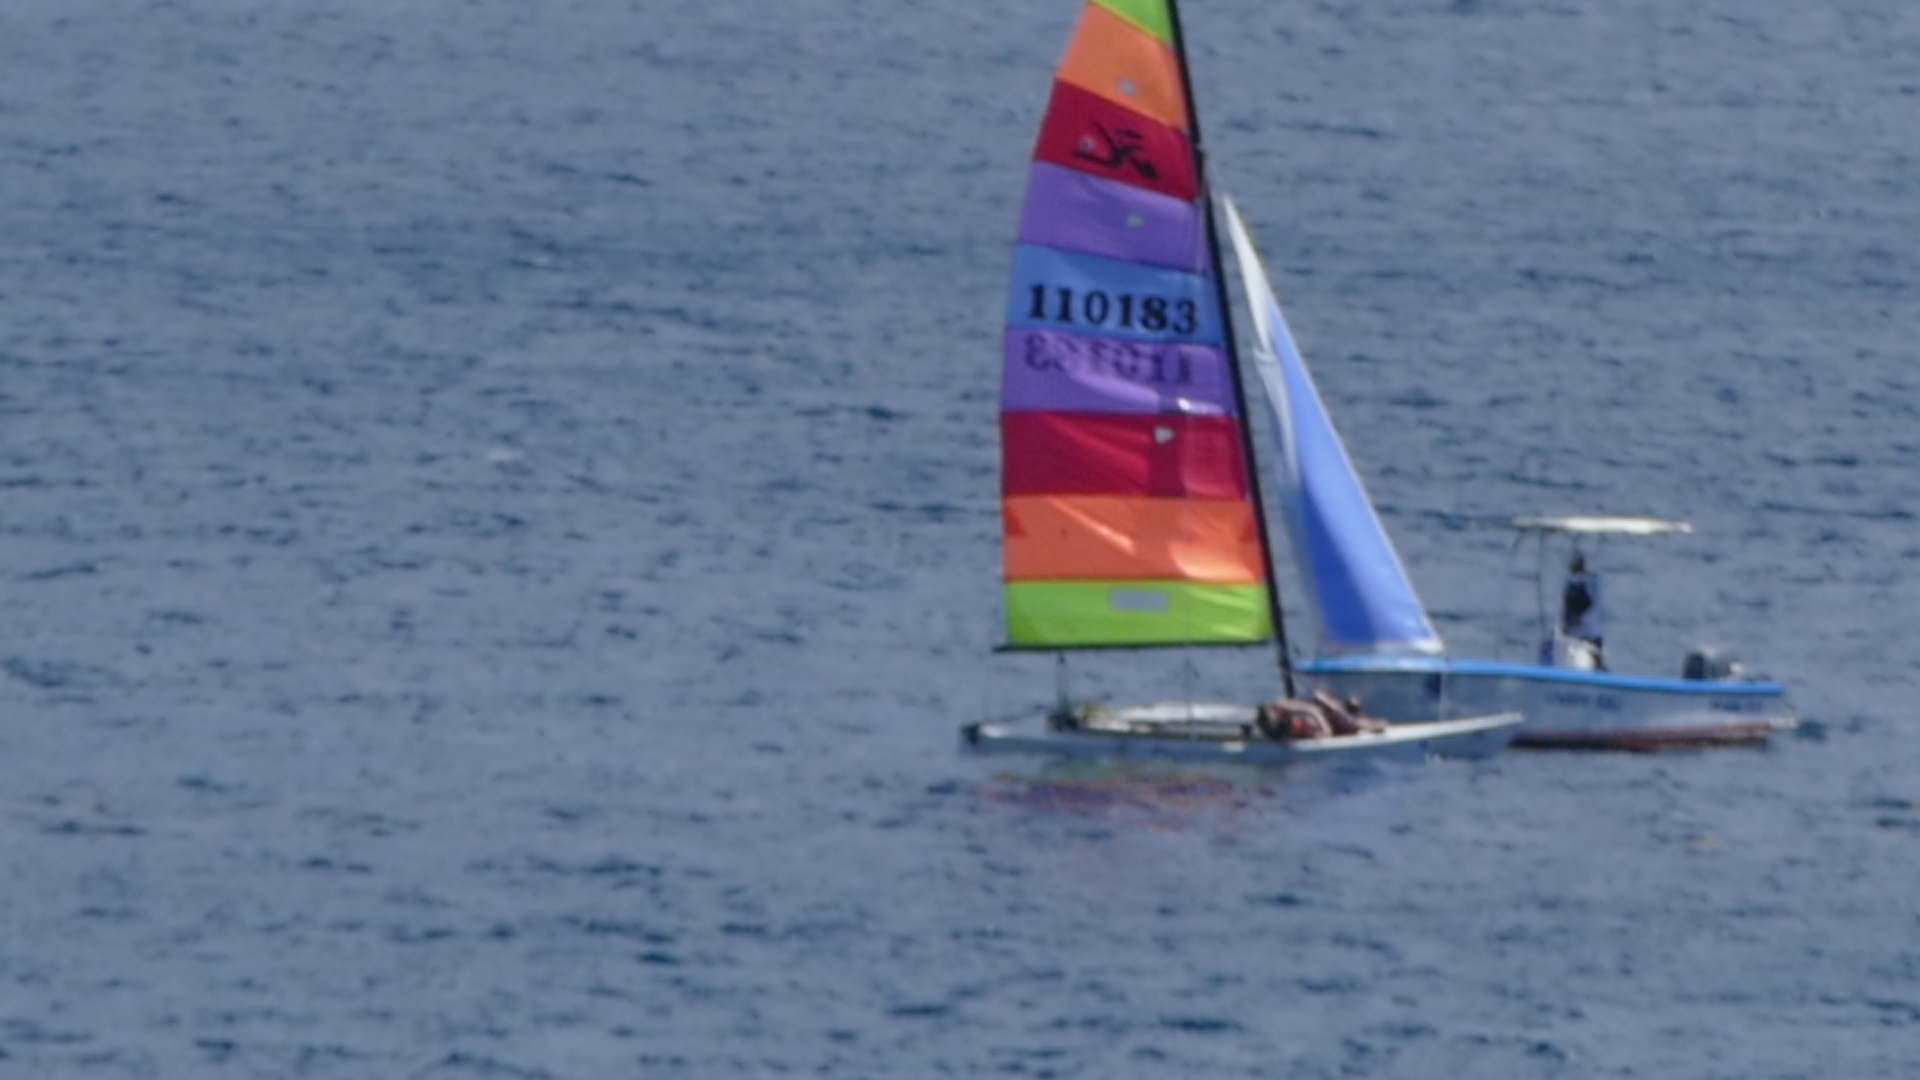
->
[1000,0,1273,648]
[1220,197,1443,655]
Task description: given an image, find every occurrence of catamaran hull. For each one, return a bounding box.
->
[961,706,1522,765]
[1297,658,1794,751]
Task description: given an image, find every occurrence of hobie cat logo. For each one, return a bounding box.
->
[1073,121,1159,181]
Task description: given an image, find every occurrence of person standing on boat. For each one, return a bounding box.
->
[1559,553,1605,670]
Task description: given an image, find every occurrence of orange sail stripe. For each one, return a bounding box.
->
[1056,3,1188,134]
[1003,495,1265,584]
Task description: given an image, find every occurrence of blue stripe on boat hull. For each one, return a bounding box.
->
[1295,655,1794,749]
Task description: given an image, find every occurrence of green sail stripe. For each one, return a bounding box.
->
[1005,580,1271,647]
[1091,0,1174,46]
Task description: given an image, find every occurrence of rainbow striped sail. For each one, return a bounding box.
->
[1001,0,1274,649]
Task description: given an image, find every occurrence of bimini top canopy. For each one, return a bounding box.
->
[1511,515,1692,537]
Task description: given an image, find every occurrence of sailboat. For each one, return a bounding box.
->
[961,0,1521,764]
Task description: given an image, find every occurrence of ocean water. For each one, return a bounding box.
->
[0,0,1915,1076]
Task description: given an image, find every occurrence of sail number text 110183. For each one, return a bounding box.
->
[1026,285,1200,335]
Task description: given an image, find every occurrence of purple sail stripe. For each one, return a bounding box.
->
[1002,328,1237,416]
[1017,163,1207,274]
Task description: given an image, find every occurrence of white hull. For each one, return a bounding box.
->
[1298,657,1794,751]
[962,702,1522,765]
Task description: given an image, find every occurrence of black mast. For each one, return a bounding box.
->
[1163,0,1297,698]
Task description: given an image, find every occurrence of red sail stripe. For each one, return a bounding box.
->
[1032,80,1197,203]
[1002,412,1247,498]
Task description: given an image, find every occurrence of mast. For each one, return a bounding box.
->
[1163,0,1296,697]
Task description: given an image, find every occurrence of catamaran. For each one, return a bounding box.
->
[962,0,1521,764]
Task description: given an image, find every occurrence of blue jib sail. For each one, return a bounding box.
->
[1221,196,1443,655]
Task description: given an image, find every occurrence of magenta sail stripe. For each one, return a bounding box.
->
[1002,328,1236,416]
[1017,163,1206,274]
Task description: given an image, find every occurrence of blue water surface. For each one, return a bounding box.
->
[0,0,1915,1076]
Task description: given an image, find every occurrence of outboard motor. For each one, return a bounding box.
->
[1682,647,1742,682]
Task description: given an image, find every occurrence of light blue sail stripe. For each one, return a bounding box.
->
[1220,197,1443,655]
[1006,244,1224,347]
